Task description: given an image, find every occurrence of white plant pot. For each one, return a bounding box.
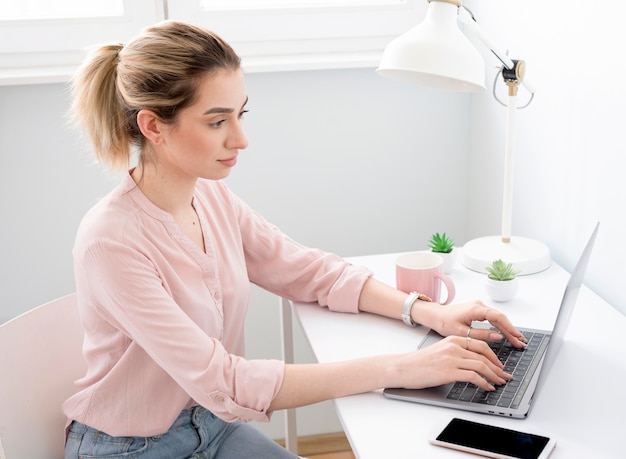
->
[485,277,519,302]
[432,248,456,274]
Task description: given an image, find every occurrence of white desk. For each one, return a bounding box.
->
[286,252,626,459]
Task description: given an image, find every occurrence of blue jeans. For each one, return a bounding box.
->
[65,406,300,459]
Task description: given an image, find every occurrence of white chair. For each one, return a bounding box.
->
[0,293,84,459]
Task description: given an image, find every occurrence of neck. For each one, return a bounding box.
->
[131,164,197,216]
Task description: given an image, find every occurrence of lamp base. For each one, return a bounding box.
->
[462,235,551,275]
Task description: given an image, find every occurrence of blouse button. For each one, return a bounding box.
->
[213,291,221,302]
[213,394,225,403]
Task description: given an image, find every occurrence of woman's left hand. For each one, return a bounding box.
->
[414,300,528,349]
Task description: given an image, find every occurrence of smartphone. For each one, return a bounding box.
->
[429,418,556,459]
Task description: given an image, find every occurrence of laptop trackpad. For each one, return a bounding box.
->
[418,329,443,349]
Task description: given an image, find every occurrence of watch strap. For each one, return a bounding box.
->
[402,292,432,327]
[402,292,420,327]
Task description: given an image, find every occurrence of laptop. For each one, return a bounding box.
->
[383,222,599,418]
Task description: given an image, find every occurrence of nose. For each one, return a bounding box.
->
[226,121,248,150]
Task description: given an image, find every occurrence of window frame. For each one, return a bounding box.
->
[0,0,425,85]
[0,0,165,85]
[167,0,424,73]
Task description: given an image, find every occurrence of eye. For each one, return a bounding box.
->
[208,110,248,128]
[209,119,226,128]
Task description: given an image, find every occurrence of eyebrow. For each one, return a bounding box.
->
[203,96,249,115]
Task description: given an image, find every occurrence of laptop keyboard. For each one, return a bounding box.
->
[445,329,550,410]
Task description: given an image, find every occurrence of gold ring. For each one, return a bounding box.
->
[484,308,492,321]
[466,327,472,350]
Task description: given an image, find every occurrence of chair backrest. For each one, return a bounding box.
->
[0,293,85,459]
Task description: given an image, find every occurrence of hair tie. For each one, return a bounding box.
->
[111,43,124,64]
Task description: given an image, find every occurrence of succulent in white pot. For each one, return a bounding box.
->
[427,232,456,274]
[485,259,521,302]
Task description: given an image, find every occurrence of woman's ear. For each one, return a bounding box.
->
[136,110,164,146]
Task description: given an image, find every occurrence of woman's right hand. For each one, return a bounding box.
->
[391,335,512,392]
[270,330,513,412]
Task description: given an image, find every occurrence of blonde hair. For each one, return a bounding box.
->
[71,21,241,170]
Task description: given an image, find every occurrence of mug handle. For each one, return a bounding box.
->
[436,273,456,305]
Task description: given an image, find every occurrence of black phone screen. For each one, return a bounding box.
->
[436,418,551,459]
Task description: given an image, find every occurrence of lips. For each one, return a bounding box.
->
[219,156,238,167]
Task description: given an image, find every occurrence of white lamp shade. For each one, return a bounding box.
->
[377,1,486,92]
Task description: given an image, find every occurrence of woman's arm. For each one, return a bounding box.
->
[269,277,527,412]
[358,277,528,348]
[269,332,510,411]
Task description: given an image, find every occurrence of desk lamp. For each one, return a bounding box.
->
[377,0,551,274]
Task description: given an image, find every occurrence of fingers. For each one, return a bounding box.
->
[410,336,513,392]
[461,335,503,370]
[450,336,513,389]
[467,325,505,344]
[483,308,528,348]
[445,301,526,346]
[457,361,508,391]
[466,304,527,348]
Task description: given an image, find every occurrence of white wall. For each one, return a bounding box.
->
[464,0,626,316]
[0,68,471,438]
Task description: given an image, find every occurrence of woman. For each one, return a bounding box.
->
[64,20,527,459]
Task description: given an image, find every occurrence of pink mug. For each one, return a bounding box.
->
[396,252,456,305]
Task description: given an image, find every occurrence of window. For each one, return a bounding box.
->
[199,0,403,9]
[0,0,424,85]
[0,0,163,85]
[1,0,124,20]
[167,0,423,73]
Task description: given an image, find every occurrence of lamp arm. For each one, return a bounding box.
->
[457,6,535,94]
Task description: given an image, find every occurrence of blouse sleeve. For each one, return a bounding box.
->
[225,187,373,313]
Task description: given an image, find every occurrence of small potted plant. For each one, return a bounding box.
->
[485,259,521,302]
[428,232,456,274]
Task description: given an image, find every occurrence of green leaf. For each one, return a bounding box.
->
[428,232,454,253]
[485,259,521,281]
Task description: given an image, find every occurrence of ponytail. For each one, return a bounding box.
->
[71,43,133,170]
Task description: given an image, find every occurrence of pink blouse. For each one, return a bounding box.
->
[62,173,372,437]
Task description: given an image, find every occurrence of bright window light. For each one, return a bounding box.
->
[0,0,124,21]
[200,0,402,10]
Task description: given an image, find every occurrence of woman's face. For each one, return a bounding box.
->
[155,68,249,181]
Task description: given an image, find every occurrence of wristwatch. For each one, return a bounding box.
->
[401,292,432,327]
